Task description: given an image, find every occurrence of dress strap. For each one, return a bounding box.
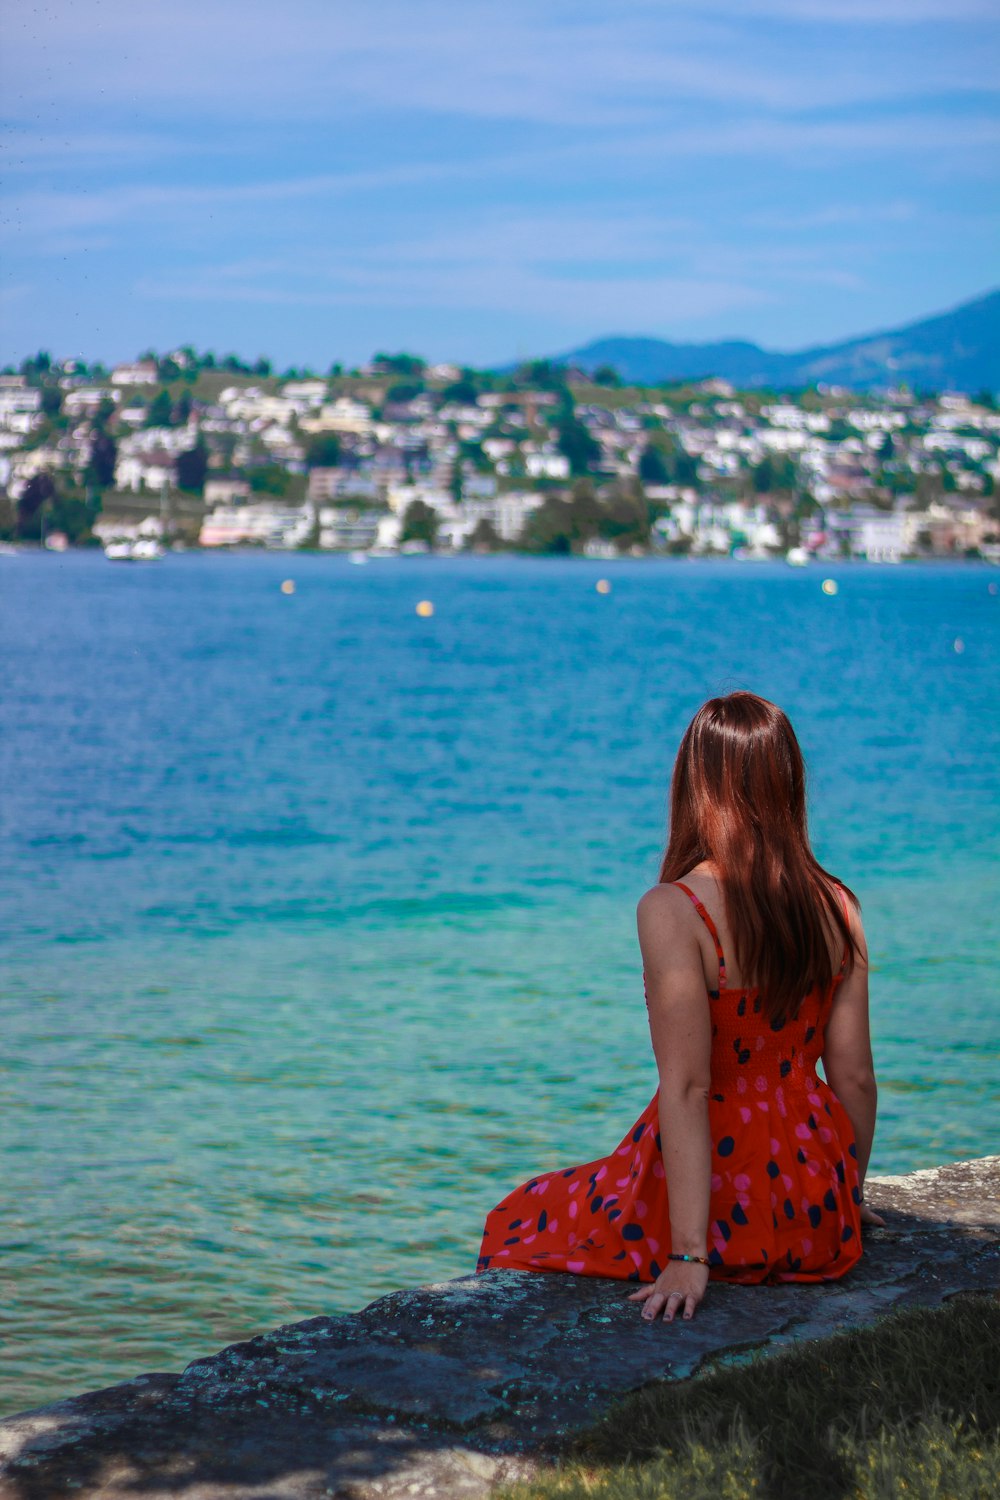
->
[835,885,852,974]
[673,882,728,990]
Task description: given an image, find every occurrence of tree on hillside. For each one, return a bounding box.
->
[638,445,670,484]
[465,517,503,552]
[592,364,621,387]
[374,352,426,377]
[40,386,63,419]
[176,443,209,493]
[386,380,425,404]
[45,492,94,545]
[521,497,573,554]
[753,454,796,493]
[20,351,51,382]
[442,378,479,405]
[146,389,173,428]
[521,481,603,554]
[17,472,56,537]
[400,499,438,547]
[92,396,117,429]
[88,429,117,488]
[514,359,567,394]
[753,456,774,493]
[674,452,700,488]
[249,464,297,498]
[556,414,601,475]
[597,480,650,549]
[305,432,341,468]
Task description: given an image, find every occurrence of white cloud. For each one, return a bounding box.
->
[7,105,996,252]
[0,131,200,173]
[136,257,767,326]
[746,201,918,230]
[3,0,996,126]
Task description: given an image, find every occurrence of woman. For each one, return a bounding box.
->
[477,691,883,1322]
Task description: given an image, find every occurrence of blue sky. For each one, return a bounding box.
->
[1,0,997,368]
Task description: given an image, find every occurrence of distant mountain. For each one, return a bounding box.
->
[554,288,999,394]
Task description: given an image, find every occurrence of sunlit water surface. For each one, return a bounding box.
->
[1,552,997,1415]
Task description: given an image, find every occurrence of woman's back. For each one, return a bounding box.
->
[478,691,878,1309]
[478,872,864,1285]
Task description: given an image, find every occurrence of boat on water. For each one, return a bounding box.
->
[103,538,165,561]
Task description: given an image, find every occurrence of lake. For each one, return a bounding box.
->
[1,550,997,1415]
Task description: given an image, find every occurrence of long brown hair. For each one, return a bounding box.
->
[659,692,859,1023]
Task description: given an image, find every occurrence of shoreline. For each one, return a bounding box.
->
[3,541,999,566]
[2,1156,997,1497]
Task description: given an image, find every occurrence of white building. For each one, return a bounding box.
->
[308,469,381,503]
[299,397,373,436]
[115,453,176,492]
[199,502,314,549]
[281,380,328,405]
[111,361,158,386]
[525,450,570,480]
[204,477,251,506]
[0,387,42,423]
[317,508,380,550]
[93,514,166,543]
[848,506,906,563]
[62,388,120,416]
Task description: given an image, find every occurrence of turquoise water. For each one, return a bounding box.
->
[1,552,998,1417]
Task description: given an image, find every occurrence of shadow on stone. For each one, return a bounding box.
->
[1,1156,997,1500]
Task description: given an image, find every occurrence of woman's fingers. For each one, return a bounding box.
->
[664,1290,694,1321]
[630,1266,709,1323]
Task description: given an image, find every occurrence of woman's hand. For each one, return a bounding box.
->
[860,1201,886,1228]
[628,1261,709,1322]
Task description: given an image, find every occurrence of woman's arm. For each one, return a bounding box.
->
[822,898,881,1218]
[628,884,713,1321]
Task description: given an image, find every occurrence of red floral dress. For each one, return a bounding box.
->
[477,883,863,1285]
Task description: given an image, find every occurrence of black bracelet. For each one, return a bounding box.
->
[668,1252,710,1266]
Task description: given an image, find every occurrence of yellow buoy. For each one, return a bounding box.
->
[416,599,434,617]
[821,578,838,596]
[280,579,295,595]
[596,579,611,595]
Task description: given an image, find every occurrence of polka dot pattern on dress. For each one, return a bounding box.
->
[477,882,863,1286]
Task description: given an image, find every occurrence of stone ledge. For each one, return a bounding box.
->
[1,1156,997,1500]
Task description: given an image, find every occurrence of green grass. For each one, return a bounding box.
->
[503,1296,999,1500]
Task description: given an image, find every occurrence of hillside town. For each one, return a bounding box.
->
[2,347,998,563]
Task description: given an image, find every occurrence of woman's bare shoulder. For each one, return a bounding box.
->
[825,879,868,966]
[636,880,690,918]
[635,882,702,949]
